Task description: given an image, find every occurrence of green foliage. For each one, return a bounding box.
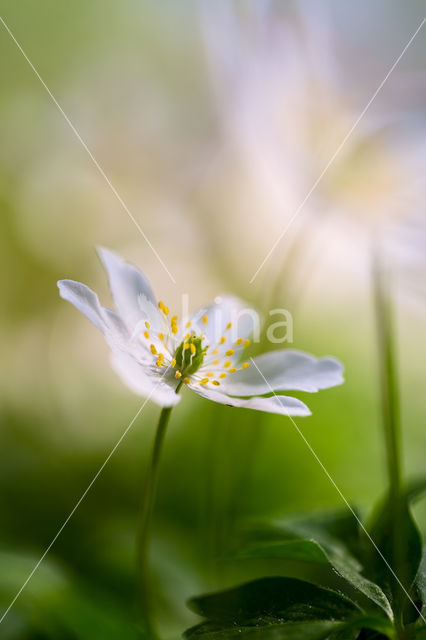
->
[185,495,426,639]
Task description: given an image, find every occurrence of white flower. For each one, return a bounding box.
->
[57,248,344,415]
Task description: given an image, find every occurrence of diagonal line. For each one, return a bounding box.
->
[0,367,175,625]
[249,358,425,623]
[0,15,176,285]
[249,16,426,284]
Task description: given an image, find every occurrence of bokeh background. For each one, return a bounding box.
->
[0,1,425,637]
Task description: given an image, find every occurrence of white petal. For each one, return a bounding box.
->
[189,295,258,348]
[58,280,107,333]
[190,385,311,417]
[110,350,180,407]
[97,247,160,331]
[221,350,344,396]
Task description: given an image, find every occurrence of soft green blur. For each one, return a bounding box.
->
[0,1,425,638]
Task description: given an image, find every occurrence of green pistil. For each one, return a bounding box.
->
[174,334,208,376]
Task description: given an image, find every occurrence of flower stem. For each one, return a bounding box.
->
[137,384,182,638]
[373,251,402,505]
[373,247,404,632]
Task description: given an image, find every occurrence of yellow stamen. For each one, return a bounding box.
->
[243,339,251,348]
[163,306,169,316]
[235,338,243,345]
[224,360,232,368]
[212,380,220,386]
[206,372,214,378]
[144,330,150,339]
[158,353,165,362]
[183,377,191,384]
[225,348,234,356]
[171,315,177,325]
[156,360,163,367]
[172,325,178,335]
[219,336,226,344]
[171,359,176,367]
[150,344,157,355]
[158,332,164,340]
[200,378,209,385]
[229,368,237,373]
[184,343,190,350]
[212,360,220,366]
[219,372,227,379]
[190,344,196,354]
[211,349,219,355]
[185,321,192,328]
[184,333,190,340]
[175,371,182,378]
[202,315,208,324]
[158,301,164,310]
[226,322,232,330]
[145,321,150,329]
[242,362,250,369]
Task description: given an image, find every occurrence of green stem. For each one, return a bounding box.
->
[373,252,402,502]
[137,383,182,638]
[373,247,404,632]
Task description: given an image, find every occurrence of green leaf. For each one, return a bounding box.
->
[185,619,344,639]
[239,513,393,619]
[364,489,423,623]
[187,576,358,626]
[184,608,395,639]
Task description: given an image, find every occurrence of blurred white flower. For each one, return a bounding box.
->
[58,248,343,414]
[199,2,426,279]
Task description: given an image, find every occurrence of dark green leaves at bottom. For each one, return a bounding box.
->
[185,577,360,638]
[185,577,396,638]
[185,619,347,639]
[188,576,358,624]
[364,490,423,623]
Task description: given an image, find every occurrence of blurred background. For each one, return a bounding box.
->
[0,0,425,637]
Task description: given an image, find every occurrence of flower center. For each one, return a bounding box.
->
[174,334,208,376]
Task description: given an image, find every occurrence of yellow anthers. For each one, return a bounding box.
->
[157,353,165,362]
[219,336,226,344]
[171,315,178,325]
[206,372,214,378]
[156,360,163,367]
[224,360,232,368]
[243,339,251,348]
[226,322,232,330]
[183,377,191,384]
[212,380,220,386]
[184,343,190,350]
[171,325,178,335]
[163,306,169,316]
[212,360,220,366]
[241,362,250,369]
[211,349,219,355]
[229,367,237,373]
[143,330,150,339]
[175,370,182,379]
[200,378,209,385]
[235,338,243,345]
[158,332,164,341]
[202,315,209,324]
[171,358,176,367]
[225,348,235,356]
[184,333,190,340]
[185,321,192,328]
[150,344,157,355]
[219,372,227,379]
[190,343,196,354]
[158,301,164,310]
